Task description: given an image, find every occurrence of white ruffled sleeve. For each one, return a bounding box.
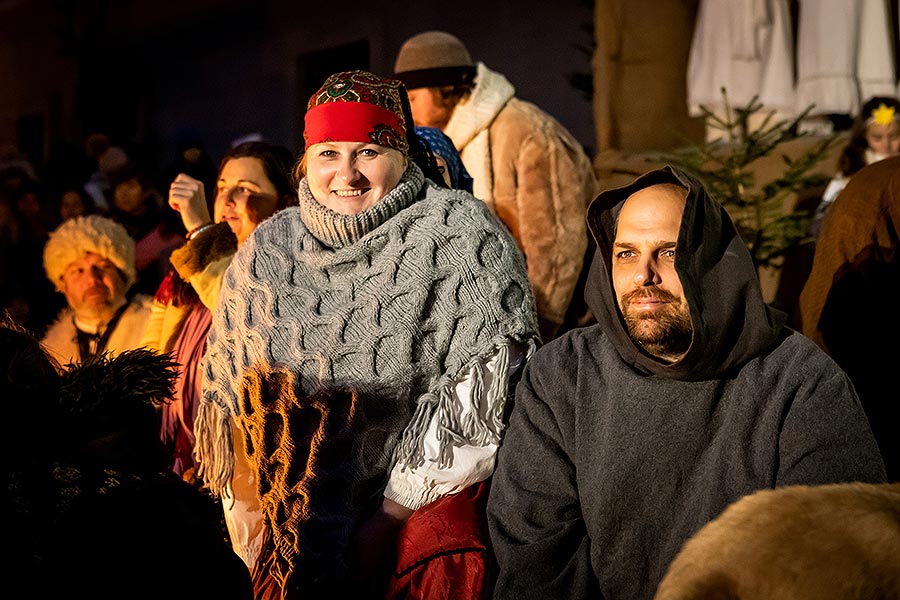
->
[384,341,527,510]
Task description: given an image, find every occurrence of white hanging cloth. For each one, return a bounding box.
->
[795,0,897,116]
[687,0,796,116]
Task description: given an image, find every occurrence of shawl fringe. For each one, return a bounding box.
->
[194,399,235,500]
[394,337,534,471]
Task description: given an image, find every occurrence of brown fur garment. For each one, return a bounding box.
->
[654,483,900,600]
[169,221,237,279]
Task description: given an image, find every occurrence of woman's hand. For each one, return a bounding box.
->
[349,498,414,593]
[168,173,212,232]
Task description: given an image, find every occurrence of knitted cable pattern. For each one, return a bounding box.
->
[237,366,388,590]
[196,162,538,497]
[196,162,538,590]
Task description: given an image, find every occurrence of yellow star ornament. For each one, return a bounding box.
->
[871,103,896,126]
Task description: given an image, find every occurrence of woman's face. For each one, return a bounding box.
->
[865,119,900,158]
[305,142,407,215]
[214,156,280,246]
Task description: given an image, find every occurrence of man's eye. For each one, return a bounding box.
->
[616,251,634,259]
[662,249,676,258]
[359,148,378,157]
[319,150,336,158]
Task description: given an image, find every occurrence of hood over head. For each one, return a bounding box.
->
[585,166,786,380]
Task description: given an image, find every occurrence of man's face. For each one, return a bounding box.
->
[60,251,128,319]
[612,183,692,363]
[407,87,455,129]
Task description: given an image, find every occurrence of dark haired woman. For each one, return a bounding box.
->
[197,71,539,597]
[141,140,298,567]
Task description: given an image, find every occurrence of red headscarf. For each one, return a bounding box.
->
[304,70,409,154]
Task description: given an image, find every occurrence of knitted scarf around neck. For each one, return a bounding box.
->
[296,158,423,249]
[196,162,538,497]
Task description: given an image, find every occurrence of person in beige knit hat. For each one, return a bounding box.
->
[394,30,599,342]
[41,214,152,365]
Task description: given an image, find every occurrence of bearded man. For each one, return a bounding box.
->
[486,166,886,600]
[42,215,152,365]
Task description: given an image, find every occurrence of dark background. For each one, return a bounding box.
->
[0,0,597,169]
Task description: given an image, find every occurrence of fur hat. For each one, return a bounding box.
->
[304,70,409,154]
[43,215,137,292]
[393,31,477,90]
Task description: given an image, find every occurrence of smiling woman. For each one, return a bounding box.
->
[304,142,407,215]
[196,70,540,598]
[214,155,282,245]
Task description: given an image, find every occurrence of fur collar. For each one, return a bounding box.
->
[444,62,515,150]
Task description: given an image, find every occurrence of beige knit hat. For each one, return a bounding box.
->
[43,215,137,292]
[393,31,477,89]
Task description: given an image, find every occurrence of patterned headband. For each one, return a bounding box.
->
[304,70,409,154]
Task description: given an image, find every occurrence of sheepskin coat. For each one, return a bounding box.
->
[42,294,153,365]
[141,222,237,354]
[445,63,598,334]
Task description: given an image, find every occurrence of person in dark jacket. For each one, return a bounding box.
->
[4,312,253,600]
[798,155,900,482]
[485,166,886,600]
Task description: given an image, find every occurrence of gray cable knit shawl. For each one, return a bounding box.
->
[196,163,539,498]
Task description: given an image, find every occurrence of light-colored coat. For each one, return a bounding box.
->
[445,63,598,333]
[42,295,154,365]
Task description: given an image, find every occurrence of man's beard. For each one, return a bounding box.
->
[620,287,692,361]
[79,286,116,318]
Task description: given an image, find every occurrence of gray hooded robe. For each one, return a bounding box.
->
[486,166,886,600]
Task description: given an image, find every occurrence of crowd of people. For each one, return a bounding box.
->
[1,129,216,337]
[3,29,898,600]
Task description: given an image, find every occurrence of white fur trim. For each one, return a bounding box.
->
[43,215,136,292]
[444,62,515,207]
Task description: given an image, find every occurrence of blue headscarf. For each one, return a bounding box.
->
[414,126,474,193]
